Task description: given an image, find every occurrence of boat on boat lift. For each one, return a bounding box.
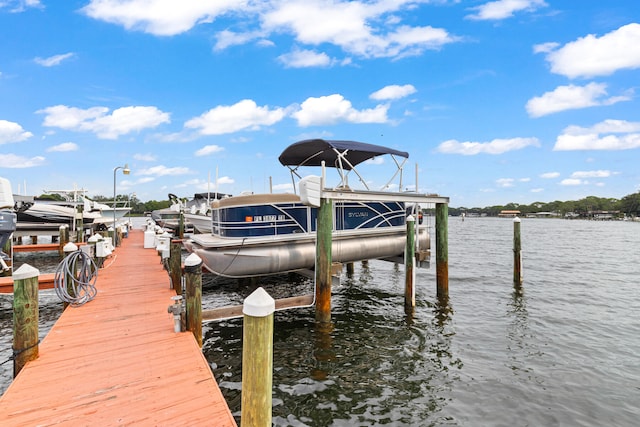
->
[184,139,429,278]
[0,177,17,273]
[152,192,231,233]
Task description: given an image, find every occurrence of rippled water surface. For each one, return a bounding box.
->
[2,218,640,426]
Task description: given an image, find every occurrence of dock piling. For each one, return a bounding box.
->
[405,215,416,310]
[62,242,78,309]
[513,217,523,286]
[169,239,182,294]
[315,197,333,323]
[58,225,69,257]
[241,287,275,427]
[436,203,449,298]
[184,253,203,347]
[12,264,40,377]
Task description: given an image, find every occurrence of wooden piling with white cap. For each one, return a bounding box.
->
[241,287,275,427]
[184,253,203,347]
[12,263,39,377]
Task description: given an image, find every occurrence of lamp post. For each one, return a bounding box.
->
[113,164,130,246]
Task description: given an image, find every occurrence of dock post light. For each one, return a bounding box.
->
[113,164,130,246]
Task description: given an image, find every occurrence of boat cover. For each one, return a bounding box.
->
[278,139,408,170]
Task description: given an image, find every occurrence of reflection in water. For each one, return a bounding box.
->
[505,284,543,384]
[204,260,461,426]
[311,321,335,381]
[435,293,453,329]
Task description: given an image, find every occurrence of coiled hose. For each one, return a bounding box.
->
[54,250,98,306]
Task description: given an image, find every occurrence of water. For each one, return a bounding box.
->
[2,218,639,425]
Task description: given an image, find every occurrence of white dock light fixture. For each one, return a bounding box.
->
[113,164,130,246]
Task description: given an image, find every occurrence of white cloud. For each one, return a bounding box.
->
[570,170,612,179]
[526,83,631,118]
[185,100,285,135]
[531,188,544,193]
[272,183,294,192]
[436,137,540,155]
[532,42,558,54]
[46,142,78,152]
[466,0,547,21]
[34,53,74,67]
[540,172,560,179]
[292,94,388,126]
[134,153,157,161]
[365,157,385,165]
[277,48,334,68]
[554,119,640,151]
[39,105,170,139]
[217,176,234,184]
[0,120,33,144]
[496,178,515,188]
[137,165,191,176]
[83,1,458,60]
[542,23,640,78]
[370,84,416,101]
[262,1,457,59]
[1,0,42,13]
[214,29,266,51]
[0,153,45,168]
[560,178,585,186]
[82,0,245,36]
[194,145,224,156]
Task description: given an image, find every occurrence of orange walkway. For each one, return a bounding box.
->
[0,229,236,426]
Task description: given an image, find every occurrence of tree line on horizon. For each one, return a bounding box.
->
[446,191,640,218]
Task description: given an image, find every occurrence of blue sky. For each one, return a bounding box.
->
[1,0,639,208]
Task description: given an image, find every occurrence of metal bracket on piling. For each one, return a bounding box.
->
[167,295,185,333]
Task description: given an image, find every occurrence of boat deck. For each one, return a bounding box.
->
[0,229,236,426]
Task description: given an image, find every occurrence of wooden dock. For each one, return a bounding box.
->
[0,229,237,426]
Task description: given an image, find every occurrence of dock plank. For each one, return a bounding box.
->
[0,229,237,426]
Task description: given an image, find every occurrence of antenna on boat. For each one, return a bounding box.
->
[215,166,219,200]
[207,170,211,205]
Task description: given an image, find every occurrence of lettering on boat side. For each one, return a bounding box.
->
[251,215,286,222]
[348,212,369,218]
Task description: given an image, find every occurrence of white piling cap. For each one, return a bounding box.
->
[184,253,202,267]
[406,215,415,222]
[513,217,521,223]
[243,287,275,317]
[64,242,78,252]
[13,263,40,280]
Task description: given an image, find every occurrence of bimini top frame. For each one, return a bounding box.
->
[279,139,409,192]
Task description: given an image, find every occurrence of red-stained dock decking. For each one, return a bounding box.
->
[0,229,236,426]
